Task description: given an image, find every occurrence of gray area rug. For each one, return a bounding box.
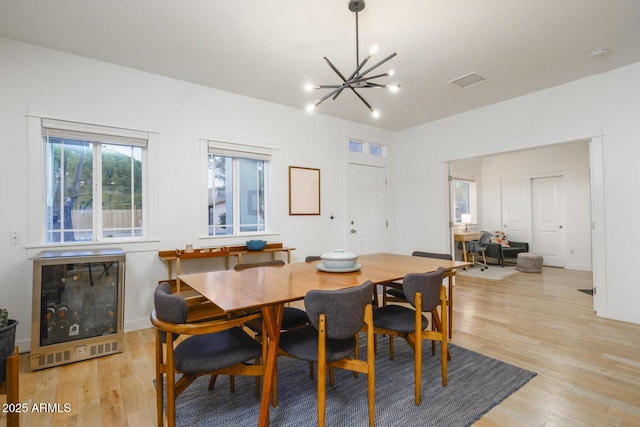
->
[164,338,536,426]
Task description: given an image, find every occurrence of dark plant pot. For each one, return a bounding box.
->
[0,319,18,383]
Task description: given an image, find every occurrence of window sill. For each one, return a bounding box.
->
[199,233,281,248]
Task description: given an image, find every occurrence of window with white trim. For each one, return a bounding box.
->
[207,141,272,236]
[348,139,387,157]
[42,119,148,243]
[453,178,477,223]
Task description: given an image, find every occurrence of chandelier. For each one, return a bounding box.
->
[305,0,400,118]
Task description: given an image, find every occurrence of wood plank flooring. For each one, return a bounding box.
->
[2,267,639,426]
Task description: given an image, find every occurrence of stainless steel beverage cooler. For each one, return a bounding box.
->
[31,249,125,370]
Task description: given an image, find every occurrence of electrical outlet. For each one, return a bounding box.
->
[9,231,21,245]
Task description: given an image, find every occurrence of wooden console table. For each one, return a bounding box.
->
[158,242,296,280]
[454,231,482,267]
[227,242,296,265]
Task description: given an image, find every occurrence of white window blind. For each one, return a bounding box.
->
[42,119,148,147]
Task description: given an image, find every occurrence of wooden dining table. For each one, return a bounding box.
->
[177,252,470,427]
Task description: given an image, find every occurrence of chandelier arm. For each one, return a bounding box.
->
[358,52,397,78]
[332,88,346,100]
[349,87,374,111]
[346,72,390,86]
[323,57,348,82]
[347,53,372,81]
[315,86,347,106]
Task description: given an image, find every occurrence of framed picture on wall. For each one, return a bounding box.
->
[289,166,320,215]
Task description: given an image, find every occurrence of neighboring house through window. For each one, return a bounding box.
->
[207,141,272,236]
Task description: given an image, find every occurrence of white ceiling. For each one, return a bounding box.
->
[1,0,639,131]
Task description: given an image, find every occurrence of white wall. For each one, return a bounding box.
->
[395,61,640,325]
[0,38,395,350]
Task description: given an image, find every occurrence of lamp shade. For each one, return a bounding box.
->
[461,214,472,224]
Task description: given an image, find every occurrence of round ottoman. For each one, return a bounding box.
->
[516,253,543,273]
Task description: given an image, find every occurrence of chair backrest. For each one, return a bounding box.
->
[478,231,492,247]
[402,268,445,312]
[154,282,188,342]
[234,259,285,271]
[412,251,452,261]
[304,281,373,340]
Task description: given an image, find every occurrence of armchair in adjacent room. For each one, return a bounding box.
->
[484,232,529,267]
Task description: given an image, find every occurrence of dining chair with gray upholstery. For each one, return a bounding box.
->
[373,268,448,406]
[381,251,455,338]
[151,282,266,427]
[278,281,376,427]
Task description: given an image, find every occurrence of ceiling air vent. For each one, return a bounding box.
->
[448,72,487,89]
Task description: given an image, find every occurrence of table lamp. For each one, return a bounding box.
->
[461,214,471,232]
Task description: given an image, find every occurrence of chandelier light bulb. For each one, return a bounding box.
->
[387,84,400,93]
[304,83,314,92]
[369,44,379,55]
[306,104,316,112]
[387,70,395,76]
[371,110,380,118]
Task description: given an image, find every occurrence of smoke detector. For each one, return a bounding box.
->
[590,47,609,57]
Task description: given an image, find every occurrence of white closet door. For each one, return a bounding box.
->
[532,176,565,267]
[501,178,532,244]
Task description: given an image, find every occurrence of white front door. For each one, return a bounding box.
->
[532,176,565,267]
[348,164,387,254]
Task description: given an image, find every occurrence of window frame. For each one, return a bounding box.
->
[452,178,478,224]
[203,140,275,240]
[27,115,159,252]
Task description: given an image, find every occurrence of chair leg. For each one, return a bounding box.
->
[354,333,359,378]
[254,357,261,398]
[166,345,176,427]
[155,333,165,427]
[208,374,218,391]
[329,367,335,387]
[366,320,375,427]
[6,348,19,427]
[317,315,327,427]
[415,296,423,406]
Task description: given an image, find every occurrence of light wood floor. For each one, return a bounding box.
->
[2,267,639,426]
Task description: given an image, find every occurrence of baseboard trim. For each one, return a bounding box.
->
[563,264,592,271]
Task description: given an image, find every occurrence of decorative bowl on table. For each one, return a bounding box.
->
[319,249,359,270]
[246,240,267,251]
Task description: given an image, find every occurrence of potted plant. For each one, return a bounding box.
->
[0,308,18,384]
